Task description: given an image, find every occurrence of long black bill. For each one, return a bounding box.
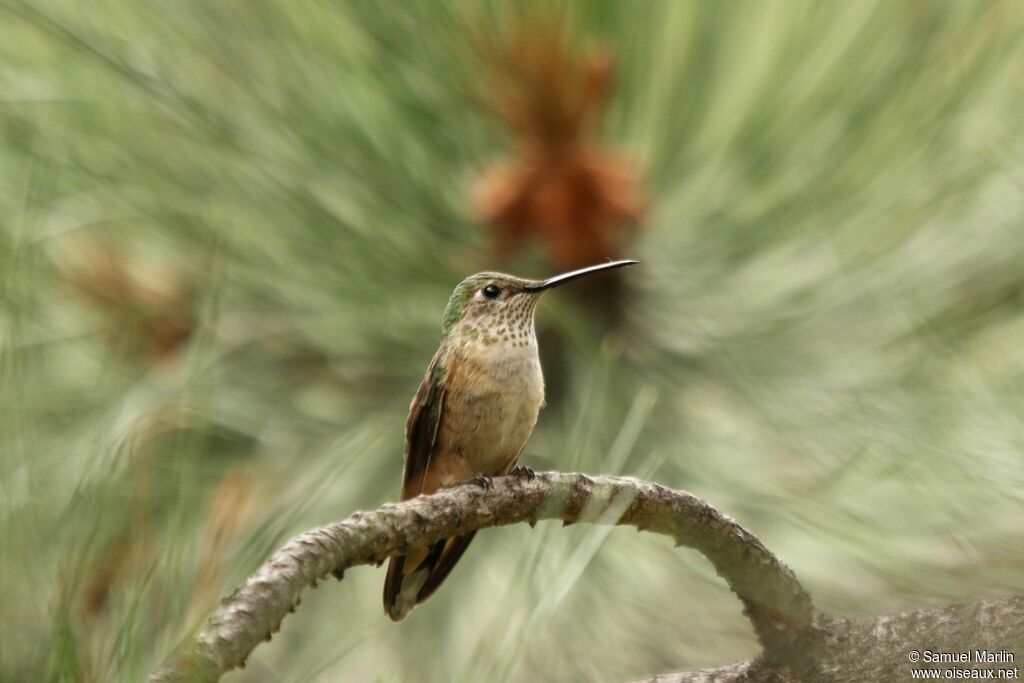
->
[523,259,639,292]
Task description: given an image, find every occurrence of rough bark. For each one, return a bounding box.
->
[634,597,1024,682]
[150,471,1023,683]
[150,472,812,683]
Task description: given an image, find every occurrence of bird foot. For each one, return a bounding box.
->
[459,473,493,490]
[510,465,535,480]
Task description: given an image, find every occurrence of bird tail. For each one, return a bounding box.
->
[383,532,477,622]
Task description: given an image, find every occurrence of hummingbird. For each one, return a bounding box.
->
[383,259,638,621]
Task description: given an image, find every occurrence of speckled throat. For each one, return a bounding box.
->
[450,291,539,350]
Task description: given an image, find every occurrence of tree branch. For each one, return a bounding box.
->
[632,596,1024,682]
[149,471,814,683]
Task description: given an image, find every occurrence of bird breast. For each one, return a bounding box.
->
[438,339,545,480]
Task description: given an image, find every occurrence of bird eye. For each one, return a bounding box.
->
[482,284,502,300]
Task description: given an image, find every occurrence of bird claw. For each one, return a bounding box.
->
[510,465,535,480]
[461,473,493,490]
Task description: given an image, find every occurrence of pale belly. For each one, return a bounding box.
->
[427,350,544,489]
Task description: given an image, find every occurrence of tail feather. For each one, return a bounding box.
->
[415,532,476,604]
[382,532,477,621]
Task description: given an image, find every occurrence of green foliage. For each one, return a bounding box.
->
[2,1,1023,681]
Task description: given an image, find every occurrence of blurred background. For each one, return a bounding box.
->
[2,1,1024,681]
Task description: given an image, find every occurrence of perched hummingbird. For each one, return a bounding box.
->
[383,259,637,621]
